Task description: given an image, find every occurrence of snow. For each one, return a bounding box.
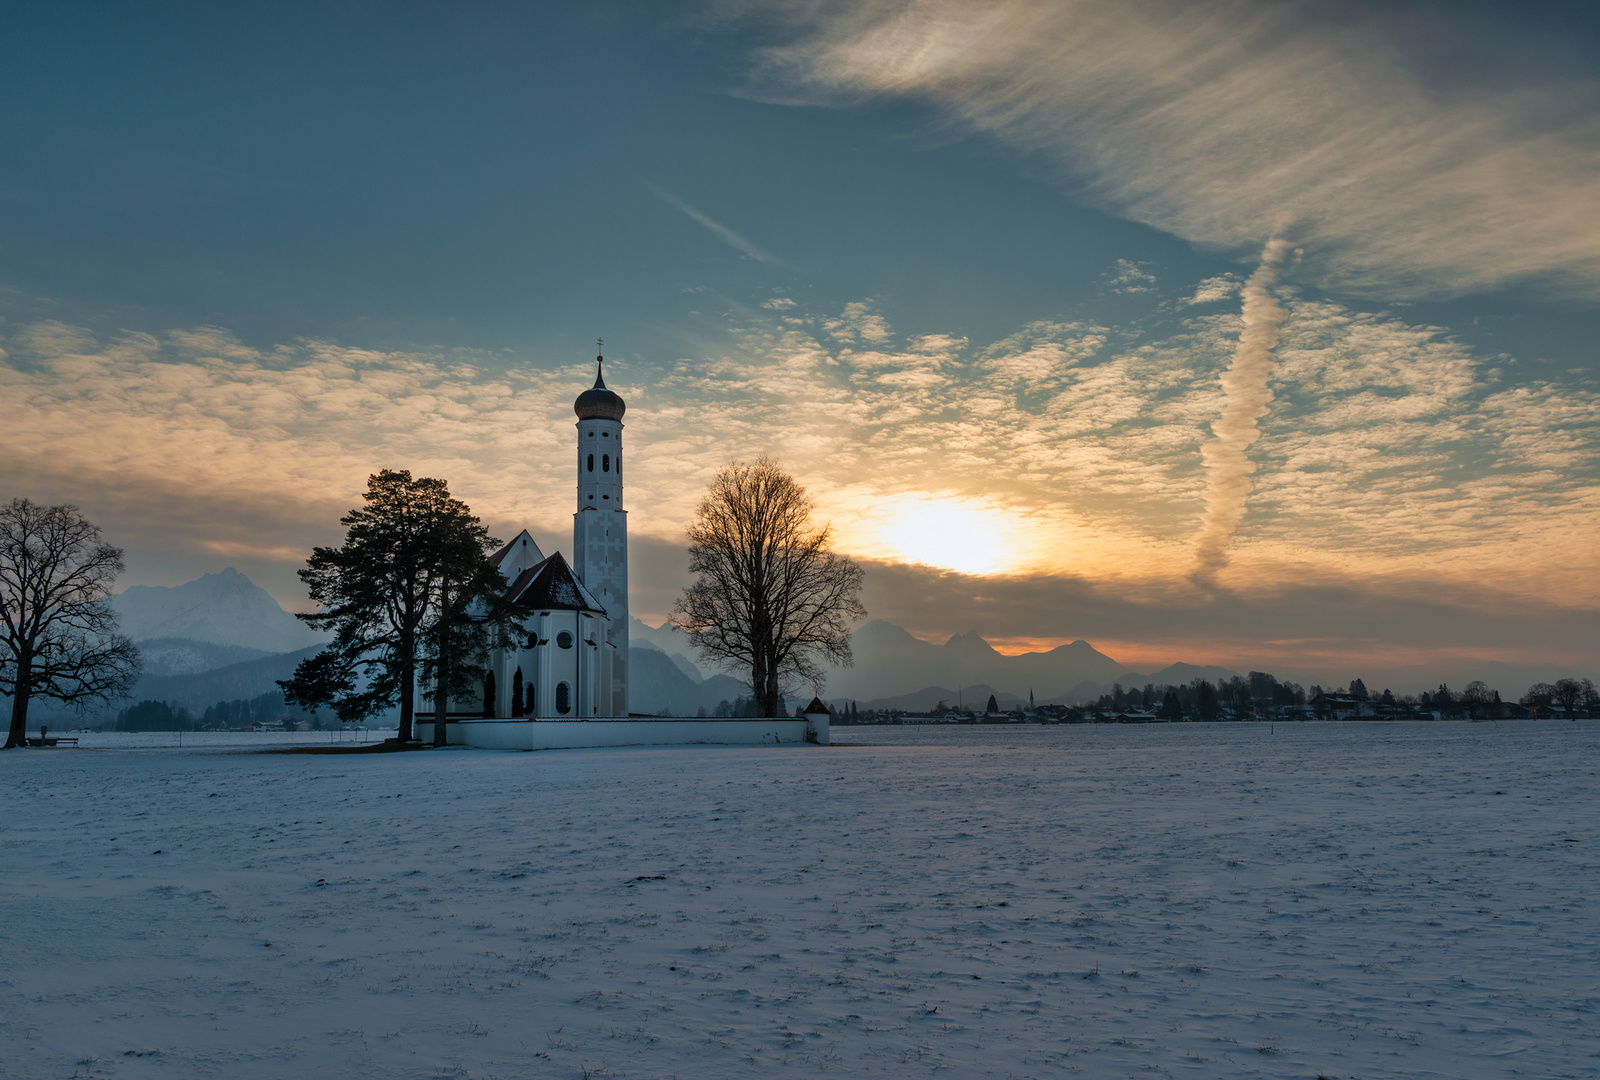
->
[2,722,1597,1079]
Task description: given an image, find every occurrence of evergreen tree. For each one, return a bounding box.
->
[279,470,514,742]
[511,666,524,718]
[481,669,496,718]
[1159,689,1183,720]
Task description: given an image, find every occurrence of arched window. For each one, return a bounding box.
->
[602,454,610,473]
[587,454,594,472]
[555,682,571,714]
[526,633,538,649]
[556,630,573,649]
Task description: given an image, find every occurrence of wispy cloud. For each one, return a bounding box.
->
[650,184,792,267]
[749,0,1600,299]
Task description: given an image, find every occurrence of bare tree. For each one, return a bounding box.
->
[1459,680,1495,721]
[1,500,141,748]
[1551,677,1587,719]
[670,458,866,717]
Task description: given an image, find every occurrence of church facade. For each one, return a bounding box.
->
[414,352,834,749]
[470,355,630,718]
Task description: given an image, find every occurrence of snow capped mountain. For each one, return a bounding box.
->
[112,568,327,653]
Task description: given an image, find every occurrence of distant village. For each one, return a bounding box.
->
[107,669,1600,733]
[829,672,1600,725]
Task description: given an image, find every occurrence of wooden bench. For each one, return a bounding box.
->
[25,735,78,747]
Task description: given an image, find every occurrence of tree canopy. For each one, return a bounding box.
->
[671,458,865,717]
[1,499,140,748]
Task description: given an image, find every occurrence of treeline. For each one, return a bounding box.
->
[115,690,320,732]
[1091,671,1600,719]
[1095,672,1309,720]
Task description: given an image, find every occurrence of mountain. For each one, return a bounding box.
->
[821,620,1132,702]
[136,637,272,677]
[1137,663,1242,688]
[113,568,326,653]
[627,647,756,717]
[119,645,324,715]
[630,617,706,679]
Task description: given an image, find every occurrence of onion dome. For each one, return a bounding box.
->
[574,356,626,422]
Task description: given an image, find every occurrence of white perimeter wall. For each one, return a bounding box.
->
[415,715,829,751]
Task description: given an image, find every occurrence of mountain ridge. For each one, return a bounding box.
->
[114,568,326,653]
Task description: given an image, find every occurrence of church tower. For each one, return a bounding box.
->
[572,350,629,716]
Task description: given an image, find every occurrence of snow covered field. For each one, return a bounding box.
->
[2,722,1596,1079]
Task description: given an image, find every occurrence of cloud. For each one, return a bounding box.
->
[4,284,1597,672]
[650,185,793,267]
[1103,259,1157,294]
[1186,275,1240,305]
[750,0,1600,299]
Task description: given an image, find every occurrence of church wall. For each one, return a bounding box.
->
[488,608,610,719]
[417,715,827,750]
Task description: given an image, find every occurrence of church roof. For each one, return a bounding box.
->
[489,529,544,570]
[574,357,626,422]
[504,551,606,614]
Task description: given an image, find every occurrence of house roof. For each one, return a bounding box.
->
[505,551,606,614]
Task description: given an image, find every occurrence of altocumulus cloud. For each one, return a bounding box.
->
[664,293,1600,610]
[2,287,1597,662]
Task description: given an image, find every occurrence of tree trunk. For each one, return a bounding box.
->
[433,641,450,748]
[5,681,30,749]
[397,636,415,743]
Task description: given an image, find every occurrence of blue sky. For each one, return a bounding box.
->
[3,1,1598,685]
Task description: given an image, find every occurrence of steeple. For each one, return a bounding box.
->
[574,348,625,421]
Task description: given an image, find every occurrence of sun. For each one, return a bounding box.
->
[873,496,1019,576]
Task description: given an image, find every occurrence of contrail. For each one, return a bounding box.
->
[1193,238,1293,578]
[648,185,794,269]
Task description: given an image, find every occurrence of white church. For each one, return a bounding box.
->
[467,353,631,719]
[416,351,829,749]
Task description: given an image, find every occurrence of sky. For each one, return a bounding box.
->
[3,1,1598,687]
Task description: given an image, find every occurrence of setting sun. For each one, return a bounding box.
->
[868,496,1020,576]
